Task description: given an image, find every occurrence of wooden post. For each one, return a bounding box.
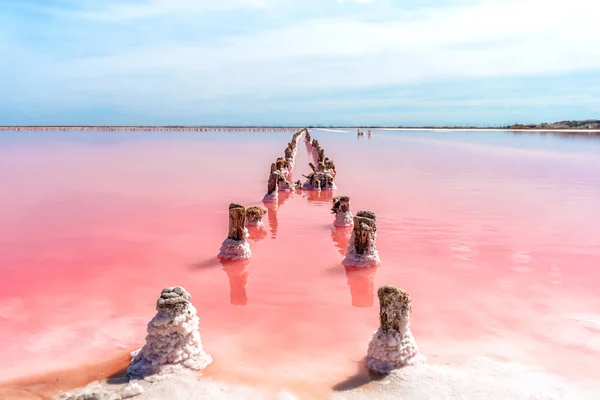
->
[353,210,376,254]
[228,203,246,241]
[246,206,267,226]
[276,157,287,170]
[317,148,325,163]
[378,286,411,334]
[332,195,350,214]
[267,167,278,195]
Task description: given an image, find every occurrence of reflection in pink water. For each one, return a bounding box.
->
[1,130,600,397]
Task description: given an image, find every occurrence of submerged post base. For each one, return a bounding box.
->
[263,191,278,202]
[218,238,251,260]
[334,211,354,227]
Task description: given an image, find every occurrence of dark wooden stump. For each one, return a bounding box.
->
[276,157,287,170]
[267,163,279,194]
[246,206,267,225]
[228,203,246,241]
[317,148,325,163]
[332,195,350,214]
[353,210,376,254]
[378,286,411,333]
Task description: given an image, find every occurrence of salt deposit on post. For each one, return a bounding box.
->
[245,206,267,227]
[342,210,380,267]
[218,203,251,260]
[366,286,422,374]
[332,195,353,227]
[128,286,213,376]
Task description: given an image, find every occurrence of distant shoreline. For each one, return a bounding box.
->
[0,126,599,135]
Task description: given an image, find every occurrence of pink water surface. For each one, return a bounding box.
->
[1,129,600,397]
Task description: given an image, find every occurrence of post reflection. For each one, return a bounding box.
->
[219,258,250,306]
[344,265,377,308]
[277,189,292,206]
[306,189,335,204]
[246,225,267,242]
[331,226,352,255]
[263,200,278,239]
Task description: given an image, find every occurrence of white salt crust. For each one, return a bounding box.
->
[122,382,144,398]
[342,231,380,267]
[128,302,212,377]
[218,238,251,260]
[56,358,597,400]
[334,211,354,227]
[263,192,278,202]
[366,326,424,374]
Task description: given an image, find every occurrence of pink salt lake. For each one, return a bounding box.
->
[0,129,599,398]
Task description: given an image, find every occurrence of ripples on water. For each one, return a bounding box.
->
[0,129,599,397]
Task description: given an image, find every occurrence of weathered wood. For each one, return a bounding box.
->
[228,203,246,240]
[276,157,287,170]
[308,162,316,172]
[378,286,411,333]
[332,195,350,214]
[270,162,277,173]
[246,206,267,225]
[267,171,278,194]
[317,148,325,163]
[285,148,293,160]
[353,210,376,254]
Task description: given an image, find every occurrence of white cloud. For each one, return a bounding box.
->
[40,0,599,95]
[4,0,600,123]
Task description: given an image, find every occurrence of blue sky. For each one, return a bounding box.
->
[1,0,599,126]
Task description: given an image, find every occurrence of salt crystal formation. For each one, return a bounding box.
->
[218,203,251,260]
[121,382,144,398]
[245,206,267,227]
[366,286,422,374]
[332,195,353,227]
[342,210,381,267]
[128,286,213,376]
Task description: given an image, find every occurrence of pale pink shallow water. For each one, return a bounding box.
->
[1,129,600,398]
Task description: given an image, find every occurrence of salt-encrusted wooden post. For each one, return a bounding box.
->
[264,163,279,202]
[342,210,380,267]
[245,206,267,227]
[218,203,251,260]
[128,286,212,376]
[228,203,246,241]
[332,195,353,227]
[276,157,287,171]
[317,148,325,163]
[354,210,376,255]
[365,286,422,374]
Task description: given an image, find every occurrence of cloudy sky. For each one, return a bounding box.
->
[1,0,599,126]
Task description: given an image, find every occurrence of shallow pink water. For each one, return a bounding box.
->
[1,129,600,396]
